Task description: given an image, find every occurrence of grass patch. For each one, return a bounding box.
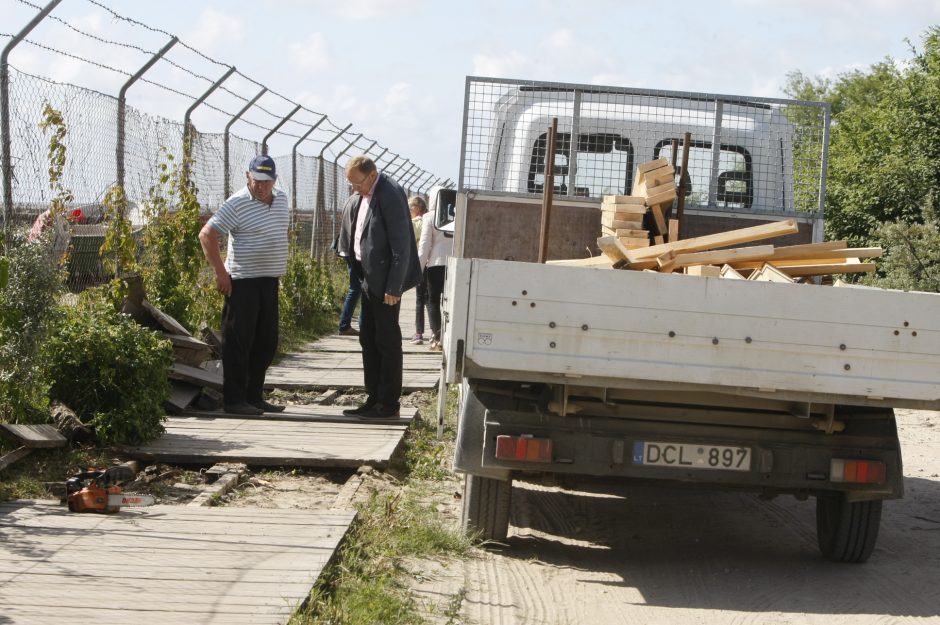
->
[292,386,470,625]
[0,445,114,502]
[292,487,472,625]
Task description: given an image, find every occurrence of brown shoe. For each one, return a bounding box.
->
[339,327,359,336]
[342,402,376,416]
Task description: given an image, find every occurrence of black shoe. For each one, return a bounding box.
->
[249,399,286,413]
[339,327,359,336]
[224,402,263,416]
[342,402,376,416]
[358,404,401,420]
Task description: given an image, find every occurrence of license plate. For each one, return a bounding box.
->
[633,441,751,471]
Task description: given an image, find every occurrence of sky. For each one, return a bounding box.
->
[4,0,939,187]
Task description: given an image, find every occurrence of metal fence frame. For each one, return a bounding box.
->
[0,0,454,266]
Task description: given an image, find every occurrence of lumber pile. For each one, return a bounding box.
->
[551,156,883,282]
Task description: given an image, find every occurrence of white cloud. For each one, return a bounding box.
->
[290,33,331,72]
[186,8,246,52]
[472,50,533,78]
[286,0,425,20]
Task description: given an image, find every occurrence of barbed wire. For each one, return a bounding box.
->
[4,2,430,172]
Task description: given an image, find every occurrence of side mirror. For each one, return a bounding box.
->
[434,188,458,230]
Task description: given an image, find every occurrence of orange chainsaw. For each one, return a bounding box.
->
[66,465,155,513]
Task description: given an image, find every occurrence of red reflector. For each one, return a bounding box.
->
[830,458,886,484]
[495,435,552,463]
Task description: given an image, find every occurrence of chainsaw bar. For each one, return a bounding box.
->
[107,493,155,507]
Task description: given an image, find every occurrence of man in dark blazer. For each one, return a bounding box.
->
[337,155,422,419]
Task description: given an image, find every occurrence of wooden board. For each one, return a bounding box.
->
[0,501,355,625]
[545,255,614,268]
[183,404,417,425]
[264,366,439,391]
[120,410,416,468]
[170,362,224,390]
[165,381,202,414]
[142,300,191,337]
[625,219,799,264]
[303,336,431,354]
[0,424,66,448]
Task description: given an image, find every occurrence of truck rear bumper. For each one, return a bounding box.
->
[464,406,903,500]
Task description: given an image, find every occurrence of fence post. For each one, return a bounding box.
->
[311,123,352,257]
[224,87,267,199]
[291,114,327,212]
[116,36,177,189]
[388,158,410,178]
[418,172,436,194]
[334,132,362,167]
[261,104,301,156]
[372,147,390,166]
[401,165,421,191]
[182,66,235,181]
[1,0,62,245]
[361,139,378,160]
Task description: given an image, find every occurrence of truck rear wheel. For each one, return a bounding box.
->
[816,494,882,563]
[462,474,512,542]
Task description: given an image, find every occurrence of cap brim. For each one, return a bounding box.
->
[249,172,276,181]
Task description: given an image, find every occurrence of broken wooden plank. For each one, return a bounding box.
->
[170,362,224,390]
[601,203,648,217]
[649,204,667,235]
[654,235,665,245]
[597,236,627,263]
[546,256,614,268]
[602,216,645,231]
[142,300,192,337]
[601,194,646,205]
[0,447,32,471]
[635,157,670,177]
[748,262,795,283]
[645,187,678,207]
[625,219,799,264]
[165,381,203,415]
[668,219,679,242]
[0,424,67,448]
[720,264,746,280]
[673,244,775,268]
[656,250,678,273]
[775,260,877,278]
[685,265,721,278]
[730,248,884,271]
[619,237,650,249]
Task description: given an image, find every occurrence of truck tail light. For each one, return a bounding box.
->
[830,459,886,484]
[495,435,552,463]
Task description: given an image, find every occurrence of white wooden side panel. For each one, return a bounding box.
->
[461,259,940,405]
[443,257,473,383]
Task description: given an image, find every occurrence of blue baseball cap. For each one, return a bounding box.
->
[248,155,276,181]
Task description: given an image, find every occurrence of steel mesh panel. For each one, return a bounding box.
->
[459,77,828,216]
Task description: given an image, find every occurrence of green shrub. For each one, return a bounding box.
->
[279,249,340,345]
[0,234,63,423]
[44,299,173,445]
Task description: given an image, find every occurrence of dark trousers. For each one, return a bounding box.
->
[221,277,279,406]
[414,270,426,335]
[425,265,446,341]
[339,256,361,331]
[358,288,403,409]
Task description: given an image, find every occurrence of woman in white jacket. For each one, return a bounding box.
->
[417,189,454,351]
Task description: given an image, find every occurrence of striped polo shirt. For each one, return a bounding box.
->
[208,186,290,279]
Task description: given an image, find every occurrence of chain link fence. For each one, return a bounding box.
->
[458,76,830,217]
[2,1,444,291]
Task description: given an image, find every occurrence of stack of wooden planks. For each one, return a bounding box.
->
[601,195,649,250]
[549,155,883,282]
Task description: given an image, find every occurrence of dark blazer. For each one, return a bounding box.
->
[338,173,422,299]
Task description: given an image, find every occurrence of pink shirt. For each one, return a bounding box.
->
[353,171,381,261]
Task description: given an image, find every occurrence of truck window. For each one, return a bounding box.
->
[655,140,752,208]
[528,133,633,197]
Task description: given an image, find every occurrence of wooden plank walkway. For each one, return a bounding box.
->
[0,501,355,625]
[265,351,439,390]
[120,405,417,468]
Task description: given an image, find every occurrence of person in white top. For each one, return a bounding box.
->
[417,188,454,351]
[408,196,428,345]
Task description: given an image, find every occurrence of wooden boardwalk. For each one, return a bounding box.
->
[121,405,417,468]
[0,501,355,625]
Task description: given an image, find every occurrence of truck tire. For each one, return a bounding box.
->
[815,494,882,563]
[462,473,512,542]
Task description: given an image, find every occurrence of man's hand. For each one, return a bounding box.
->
[384,293,400,306]
[215,270,232,296]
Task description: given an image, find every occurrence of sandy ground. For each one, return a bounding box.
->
[407,408,940,625]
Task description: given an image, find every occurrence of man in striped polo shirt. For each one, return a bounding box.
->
[199,155,290,416]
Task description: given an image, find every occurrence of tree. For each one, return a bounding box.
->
[785,27,940,290]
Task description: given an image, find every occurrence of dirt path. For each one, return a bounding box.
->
[410,408,940,625]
